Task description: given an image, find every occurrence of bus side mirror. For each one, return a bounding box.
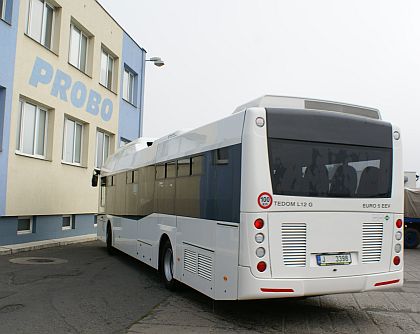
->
[91,169,100,187]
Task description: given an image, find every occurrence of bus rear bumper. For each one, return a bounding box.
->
[237,266,403,300]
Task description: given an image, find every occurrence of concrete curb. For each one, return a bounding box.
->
[0,234,97,255]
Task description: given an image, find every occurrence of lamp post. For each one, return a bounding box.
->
[146,56,165,67]
[138,56,165,138]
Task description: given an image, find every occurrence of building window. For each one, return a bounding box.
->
[0,0,5,21]
[69,24,89,73]
[96,130,110,168]
[100,49,114,90]
[17,217,33,234]
[17,100,48,158]
[62,215,72,230]
[62,117,83,165]
[26,0,55,49]
[0,0,12,23]
[123,68,136,105]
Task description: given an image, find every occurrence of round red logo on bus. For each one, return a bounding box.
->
[258,192,272,209]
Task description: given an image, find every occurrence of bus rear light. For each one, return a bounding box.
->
[396,219,402,229]
[255,233,264,243]
[256,247,265,258]
[374,279,400,287]
[393,256,401,266]
[395,231,402,241]
[394,244,402,253]
[254,219,264,229]
[261,288,294,293]
[257,261,267,272]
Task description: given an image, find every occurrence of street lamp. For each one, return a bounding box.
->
[146,56,165,67]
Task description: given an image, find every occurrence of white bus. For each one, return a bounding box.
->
[94,95,404,300]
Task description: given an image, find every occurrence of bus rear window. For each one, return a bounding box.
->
[268,139,392,198]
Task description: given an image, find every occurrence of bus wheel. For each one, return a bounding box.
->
[161,240,177,291]
[405,228,420,249]
[106,224,115,255]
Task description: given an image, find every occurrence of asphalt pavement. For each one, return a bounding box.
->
[0,241,419,334]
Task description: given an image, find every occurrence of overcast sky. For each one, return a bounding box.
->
[100,0,420,174]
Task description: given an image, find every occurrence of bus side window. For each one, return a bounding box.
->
[156,164,165,180]
[215,147,229,165]
[166,162,176,178]
[107,176,114,187]
[126,170,135,184]
[192,155,204,175]
[177,158,191,177]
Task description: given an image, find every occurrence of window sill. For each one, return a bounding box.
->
[24,33,59,57]
[15,151,50,162]
[122,98,137,108]
[62,227,72,231]
[68,62,92,79]
[61,161,87,169]
[0,17,12,26]
[99,83,117,96]
[17,230,32,235]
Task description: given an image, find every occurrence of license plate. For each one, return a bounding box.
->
[316,253,352,266]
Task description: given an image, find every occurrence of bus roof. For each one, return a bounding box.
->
[234,95,381,120]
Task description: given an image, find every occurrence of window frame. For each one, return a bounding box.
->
[62,117,83,166]
[17,216,33,235]
[123,68,136,105]
[100,49,115,91]
[62,215,72,230]
[17,100,48,159]
[95,130,111,168]
[0,0,6,21]
[68,23,89,73]
[26,0,55,49]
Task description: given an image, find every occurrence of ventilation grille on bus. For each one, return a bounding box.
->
[362,222,383,263]
[183,248,213,281]
[282,223,307,267]
[184,249,197,274]
[198,254,213,281]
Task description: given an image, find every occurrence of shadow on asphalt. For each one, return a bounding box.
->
[108,246,343,323]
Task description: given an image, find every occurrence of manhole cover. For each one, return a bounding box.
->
[9,257,68,265]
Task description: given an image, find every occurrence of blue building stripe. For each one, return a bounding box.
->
[0,0,20,216]
[118,32,146,144]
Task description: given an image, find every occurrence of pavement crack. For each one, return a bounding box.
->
[50,299,81,334]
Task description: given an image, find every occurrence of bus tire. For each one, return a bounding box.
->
[161,239,177,291]
[405,228,420,249]
[106,223,115,255]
